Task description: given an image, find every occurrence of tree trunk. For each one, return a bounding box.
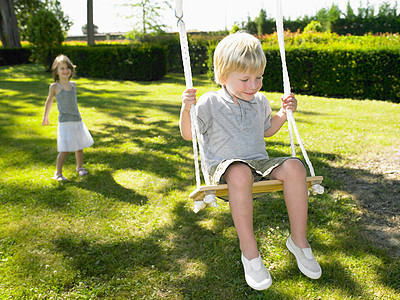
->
[87,0,94,45]
[0,0,21,48]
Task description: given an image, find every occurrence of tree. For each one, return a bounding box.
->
[0,0,21,47]
[14,0,72,40]
[243,16,257,35]
[26,7,64,69]
[345,1,356,19]
[255,9,275,35]
[124,0,171,38]
[87,0,94,45]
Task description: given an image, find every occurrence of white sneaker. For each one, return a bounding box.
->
[241,254,272,290]
[286,235,322,279]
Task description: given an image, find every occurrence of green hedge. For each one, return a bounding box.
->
[0,48,31,65]
[2,38,399,101]
[262,47,400,102]
[54,44,167,81]
[206,45,399,102]
[158,34,210,74]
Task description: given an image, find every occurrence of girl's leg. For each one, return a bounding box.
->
[270,159,309,248]
[75,150,84,169]
[56,152,69,175]
[224,163,259,260]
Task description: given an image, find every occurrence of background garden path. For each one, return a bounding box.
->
[333,145,400,257]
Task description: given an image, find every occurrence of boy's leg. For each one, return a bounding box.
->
[224,163,259,260]
[56,152,69,175]
[270,158,309,248]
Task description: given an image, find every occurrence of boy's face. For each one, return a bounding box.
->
[222,69,263,102]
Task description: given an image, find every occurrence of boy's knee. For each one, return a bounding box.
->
[224,163,254,186]
[273,159,306,180]
[285,159,306,176]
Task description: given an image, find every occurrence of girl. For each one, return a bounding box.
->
[42,54,94,181]
[179,32,321,290]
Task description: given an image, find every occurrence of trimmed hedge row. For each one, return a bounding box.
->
[261,47,400,102]
[0,48,31,65]
[1,42,399,101]
[206,45,399,102]
[55,44,167,81]
[161,35,210,74]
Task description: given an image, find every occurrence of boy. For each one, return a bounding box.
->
[179,31,321,290]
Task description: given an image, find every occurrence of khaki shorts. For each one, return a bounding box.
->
[209,157,303,200]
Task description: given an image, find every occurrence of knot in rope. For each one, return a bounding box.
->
[310,183,324,195]
[175,10,184,26]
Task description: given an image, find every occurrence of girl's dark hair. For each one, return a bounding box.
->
[51,54,76,82]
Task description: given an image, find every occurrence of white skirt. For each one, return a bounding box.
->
[57,121,94,152]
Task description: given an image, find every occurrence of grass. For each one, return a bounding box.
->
[0,63,399,299]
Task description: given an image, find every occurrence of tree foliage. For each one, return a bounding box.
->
[14,0,72,40]
[242,2,400,35]
[26,7,64,69]
[123,0,171,38]
[303,21,323,33]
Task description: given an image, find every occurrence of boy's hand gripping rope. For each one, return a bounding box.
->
[175,0,218,212]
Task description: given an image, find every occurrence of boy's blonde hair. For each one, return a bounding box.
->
[213,31,266,85]
[51,54,76,82]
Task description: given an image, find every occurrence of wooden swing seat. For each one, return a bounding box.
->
[189,176,323,201]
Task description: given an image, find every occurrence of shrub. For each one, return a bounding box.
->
[262,46,400,102]
[0,48,31,65]
[148,33,221,75]
[25,8,64,70]
[54,44,167,81]
[303,21,324,33]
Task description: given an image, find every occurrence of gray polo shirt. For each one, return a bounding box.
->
[196,87,272,172]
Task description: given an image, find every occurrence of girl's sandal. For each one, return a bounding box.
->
[52,173,69,181]
[77,168,88,176]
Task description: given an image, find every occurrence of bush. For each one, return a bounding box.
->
[25,8,64,70]
[145,33,221,75]
[207,42,400,101]
[0,48,31,65]
[262,46,400,102]
[303,21,324,33]
[54,44,167,81]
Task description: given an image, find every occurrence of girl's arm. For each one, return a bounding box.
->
[42,84,56,125]
[179,88,197,140]
[264,93,297,137]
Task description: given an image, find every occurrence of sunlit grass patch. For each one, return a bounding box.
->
[0,64,399,299]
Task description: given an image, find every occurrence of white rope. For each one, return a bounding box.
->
[276,0,324,195]
[175,0,217,212]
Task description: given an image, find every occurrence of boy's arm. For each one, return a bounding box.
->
[264,109,287,137]
[179,88,197,140]
[264,93,297,137]
[42,84,56,125]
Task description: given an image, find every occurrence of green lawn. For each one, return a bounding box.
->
[0,64,399,299]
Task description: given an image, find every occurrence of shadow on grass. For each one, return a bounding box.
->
[71,170,148,205]
[1,64,399,298]
[48,191,400,299]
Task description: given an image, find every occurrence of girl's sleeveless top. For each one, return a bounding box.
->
[55,83,82,123]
